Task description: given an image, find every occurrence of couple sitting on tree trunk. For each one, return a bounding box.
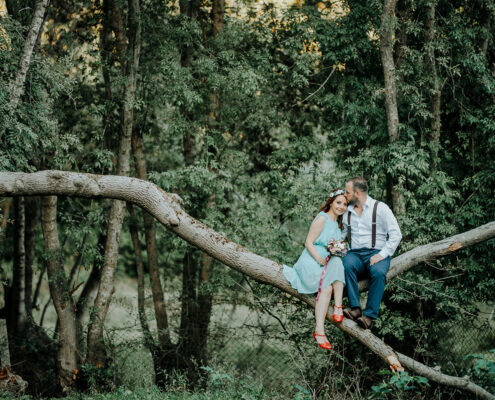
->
[283,177,402,350]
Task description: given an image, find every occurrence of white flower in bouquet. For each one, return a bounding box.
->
[328,239,347,258]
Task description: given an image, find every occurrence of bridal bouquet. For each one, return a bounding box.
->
[328,239,347,258]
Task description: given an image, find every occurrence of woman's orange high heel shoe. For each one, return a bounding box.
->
[333,305,344,322]
[313,332,332,350]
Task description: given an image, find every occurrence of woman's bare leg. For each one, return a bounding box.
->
[314,285,332,343]
[332,281,344,316]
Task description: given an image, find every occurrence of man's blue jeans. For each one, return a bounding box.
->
[343,248,391,319]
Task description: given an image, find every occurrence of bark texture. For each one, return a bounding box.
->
[8,0,49,114]
[424,0,442,164]
[0,319,10,367]
[7,197,26,335]
[212,0,225,37]
[380,0,406,215]
[24,196,39,319]
[1,171,494,400]
[0,199,11,242]
[127,204,153,347]
[41,196,78,393]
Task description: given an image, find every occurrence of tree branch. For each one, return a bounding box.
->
[8,0,50,114]
[0,171,493,399]
[359,221,495,291]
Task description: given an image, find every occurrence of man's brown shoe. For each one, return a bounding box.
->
[343,308,362,321]
[357,315,373,330]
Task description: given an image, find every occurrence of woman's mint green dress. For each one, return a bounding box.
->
[283,212,345,294]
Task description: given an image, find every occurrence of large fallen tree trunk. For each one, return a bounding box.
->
[0,170,493,400]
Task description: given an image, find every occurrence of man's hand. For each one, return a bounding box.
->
[370,254,384,266]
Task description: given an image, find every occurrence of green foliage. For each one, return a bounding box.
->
[368,371,430,399]
[463,349,495,390]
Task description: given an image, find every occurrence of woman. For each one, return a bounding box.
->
[283,188,347,350]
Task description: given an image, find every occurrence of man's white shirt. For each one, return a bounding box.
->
[342,195,402,259]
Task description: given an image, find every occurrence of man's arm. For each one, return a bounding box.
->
[377,203,402,259]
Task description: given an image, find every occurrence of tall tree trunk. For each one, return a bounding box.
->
[424,0,442,166]
[180,0,200,166]
[131,130,171,347]
[86,0,141,367]
[75,232,104,327]
[176,0,225,380]
[196,252,213,363]
[127,204,154,348]
[7,0,49,114]
[178,250,199,375]
[481,3,492,58]
[24,196,39,320]
[0,319,10,368]
[380,0,405,215]
[0,198,11,244]
[212,0,224,37]
[100,0,116,161]
[194,0,226,361]
[31,264,45,312]
[7,197,26,335]
[41,196,78,393]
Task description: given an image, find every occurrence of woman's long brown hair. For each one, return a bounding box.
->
[314,188,347,230]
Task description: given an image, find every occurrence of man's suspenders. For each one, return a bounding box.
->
[347,201,380,249]
[347,212,352,247]
[371,200,379,248]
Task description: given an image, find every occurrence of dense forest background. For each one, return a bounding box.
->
[0,0,494,399]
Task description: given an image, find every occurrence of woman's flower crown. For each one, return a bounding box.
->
[330,189,345,198]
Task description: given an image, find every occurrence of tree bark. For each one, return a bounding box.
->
[481,3,492,58]
[0,199,11,242]
[75,260,100,326]
[86,0,141,366]
[31,264,45,312]
[424,0,442,164]
[100,0,116,160]
[127,204,154,349]
[7,197,27,335]
[0,319,10,368]
[1,171,495,400]
[131,130,170,346]
[75,230,105,330]
[180,0,200,166]
[380,0,405,215]
[358,220,495,291]
[196,252,213,362]
[41,196,78,393]
[24,196,39,319]
[7,0,49,114]
[212,0,225,37]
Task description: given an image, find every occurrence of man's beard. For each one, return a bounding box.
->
[347,196,357,205]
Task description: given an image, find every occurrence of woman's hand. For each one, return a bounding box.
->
[304,216,328,266]
[318,257,327,266]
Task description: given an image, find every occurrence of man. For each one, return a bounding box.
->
[342,177,402,330]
